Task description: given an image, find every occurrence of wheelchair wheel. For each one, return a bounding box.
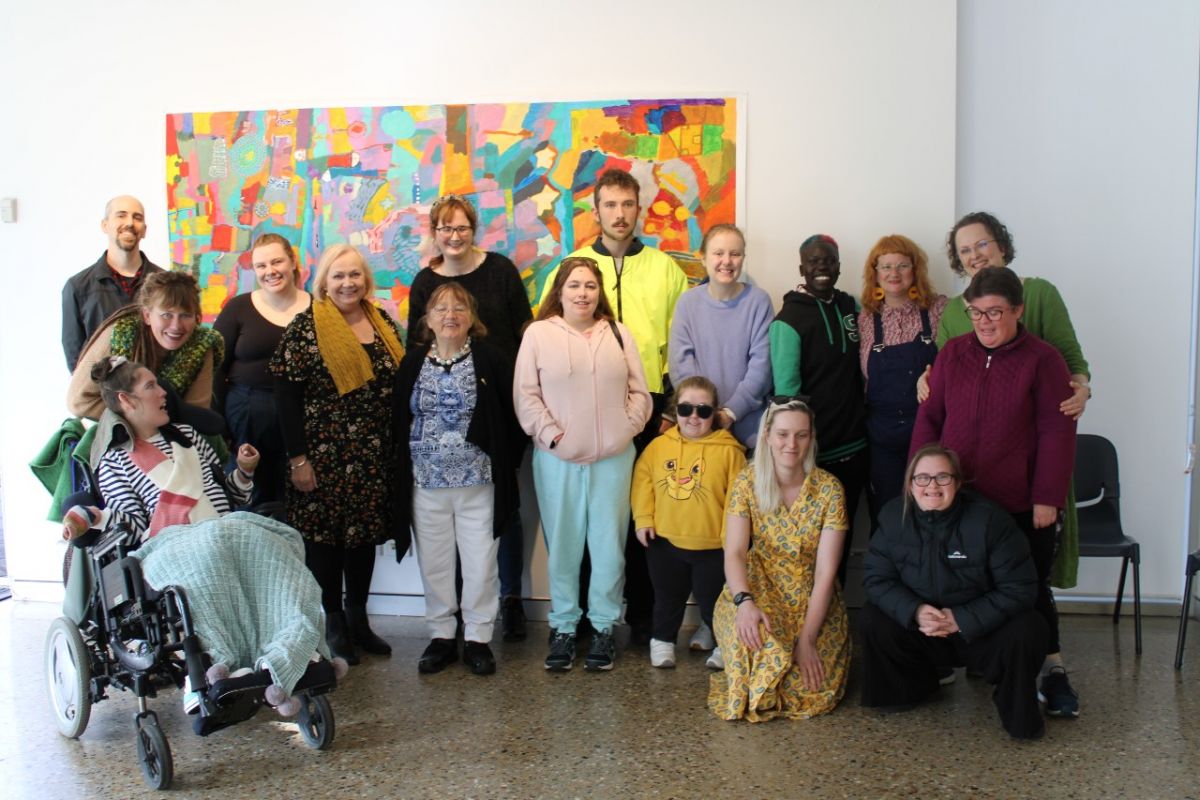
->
[135,714,173,790]
[45,617,91,738]
[296,693,335,750]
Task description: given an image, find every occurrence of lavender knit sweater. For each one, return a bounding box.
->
[669,283,775,447]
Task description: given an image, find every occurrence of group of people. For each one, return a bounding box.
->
[57,169,1088,739]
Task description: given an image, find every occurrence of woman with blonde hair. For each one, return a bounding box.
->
[270,244,405,666]
[856,234,947,524]
[708,397,851,722]
[215,233,311,505]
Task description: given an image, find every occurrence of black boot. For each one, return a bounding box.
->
[501,596,527,642]
[346,604,392,656]
[325,610,359,666]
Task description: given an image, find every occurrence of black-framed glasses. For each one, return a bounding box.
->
[676,403,714,419]
[912,472,956,487]
[435,225,473,236]
[964,305,1011,321]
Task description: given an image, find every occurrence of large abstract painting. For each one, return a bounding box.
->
[166,98,738,327]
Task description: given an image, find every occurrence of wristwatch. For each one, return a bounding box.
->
[733,591,754,606]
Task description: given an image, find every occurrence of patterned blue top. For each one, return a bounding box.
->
[409,353,492,489]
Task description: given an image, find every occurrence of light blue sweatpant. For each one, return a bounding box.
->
[532,444,635,634]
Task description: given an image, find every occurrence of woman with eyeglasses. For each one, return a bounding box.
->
[911,266,1078,718]
[669,224,774,450]
[856,235,947,525]
[407,194,534,642]
[394,282,524,676]
[68,271,224,420]
[860,444,1048,740]
[708,397,850,722]
[514,256,651,673]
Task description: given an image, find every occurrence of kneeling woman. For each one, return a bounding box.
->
[709,397,851,721]
[395,283,524,676]
[62,357,336,706]
[860,445,1047,739]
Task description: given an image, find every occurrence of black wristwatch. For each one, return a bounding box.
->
[733,591,754,607]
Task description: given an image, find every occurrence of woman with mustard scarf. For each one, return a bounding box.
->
[270,244,406,666]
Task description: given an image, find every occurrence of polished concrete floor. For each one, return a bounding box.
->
[3,600,1197,800]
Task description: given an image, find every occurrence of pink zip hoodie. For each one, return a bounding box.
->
[514,316,652,464]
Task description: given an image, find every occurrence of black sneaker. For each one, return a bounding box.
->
[585,629,616,671]
[545,631,576,671]
[501,596,527,642]
[463,641,496,675]
[417,638,458,674]
[1039,667,1080,717]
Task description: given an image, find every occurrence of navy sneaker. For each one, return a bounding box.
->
[585,630,616,671]
[1038,667,1080,717]
[545,631,576,671]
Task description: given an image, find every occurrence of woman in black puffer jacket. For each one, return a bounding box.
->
[860,444,1048,740]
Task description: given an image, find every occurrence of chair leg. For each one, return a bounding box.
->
[1113,556,1129,624]
[1177,566,1197,670]
[1132,545,1141,656]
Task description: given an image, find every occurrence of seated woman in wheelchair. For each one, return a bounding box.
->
[61,355,345,717]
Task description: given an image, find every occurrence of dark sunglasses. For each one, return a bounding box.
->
[676,402,714,419]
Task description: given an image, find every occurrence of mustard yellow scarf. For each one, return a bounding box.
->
[312,298,405,395]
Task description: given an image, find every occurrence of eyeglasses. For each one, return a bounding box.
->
[430,304,469,317]
[435,226,473,236]
[965,305,1012,321]
[912,472,956,487]
[875,262,913,273]
[956,239,995,259]
[676,403,714,419]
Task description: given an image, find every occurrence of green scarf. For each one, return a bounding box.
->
[109,313,225,396]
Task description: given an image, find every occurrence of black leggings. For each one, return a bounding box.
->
[820,448,869,587]
[1010,510,1061,655]
[305,541,377,612]
[644,537,725,643]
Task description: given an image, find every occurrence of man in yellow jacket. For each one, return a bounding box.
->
[539,167,689,645]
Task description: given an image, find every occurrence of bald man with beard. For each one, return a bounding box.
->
[61,195,164,370]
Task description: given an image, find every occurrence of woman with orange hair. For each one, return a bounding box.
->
[857,235,948,526]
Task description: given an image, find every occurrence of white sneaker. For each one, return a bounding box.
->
[689,622,715,651]
[706,646,724,670]
[182,676,201,714]
[649,638,676,668]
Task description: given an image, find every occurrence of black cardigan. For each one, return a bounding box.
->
[392,338,527,559]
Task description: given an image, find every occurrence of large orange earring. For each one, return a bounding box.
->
[908,286,920,300]
[872,287,885,301]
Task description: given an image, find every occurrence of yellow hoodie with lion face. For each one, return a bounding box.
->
[630,426,746,551]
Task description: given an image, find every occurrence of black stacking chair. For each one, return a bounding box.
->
[1175,550,1200,669]
[1074,434,1141,655]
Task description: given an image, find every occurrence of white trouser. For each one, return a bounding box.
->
[412,484,499,643]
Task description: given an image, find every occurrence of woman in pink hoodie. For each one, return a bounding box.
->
[515,256,652,673]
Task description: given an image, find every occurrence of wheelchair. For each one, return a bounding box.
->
[44,456,338,790]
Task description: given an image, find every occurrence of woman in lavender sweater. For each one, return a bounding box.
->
[669,224,774,450]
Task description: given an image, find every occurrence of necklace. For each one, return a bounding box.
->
[428,337,472,367]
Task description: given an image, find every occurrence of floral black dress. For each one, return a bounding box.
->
[269,308,400,548]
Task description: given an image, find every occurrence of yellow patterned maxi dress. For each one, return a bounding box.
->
[708,466,851,721]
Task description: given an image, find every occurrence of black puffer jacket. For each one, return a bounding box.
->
[863,491,1036,641]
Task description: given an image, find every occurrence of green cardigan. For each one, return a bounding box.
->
[936,274,1088,588]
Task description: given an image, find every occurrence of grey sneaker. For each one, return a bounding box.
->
[585,629,616,671]
[544,631,576,671]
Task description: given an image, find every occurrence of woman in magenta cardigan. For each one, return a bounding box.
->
[514,256,651,673]
[910,265,1078,718]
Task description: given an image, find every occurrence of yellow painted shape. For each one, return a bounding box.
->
[651,200,672,216]
[193,113,212,136]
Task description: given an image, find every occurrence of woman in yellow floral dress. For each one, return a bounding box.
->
[708,397,851,721]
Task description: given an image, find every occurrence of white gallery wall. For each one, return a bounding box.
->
[957,1,1200,604]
